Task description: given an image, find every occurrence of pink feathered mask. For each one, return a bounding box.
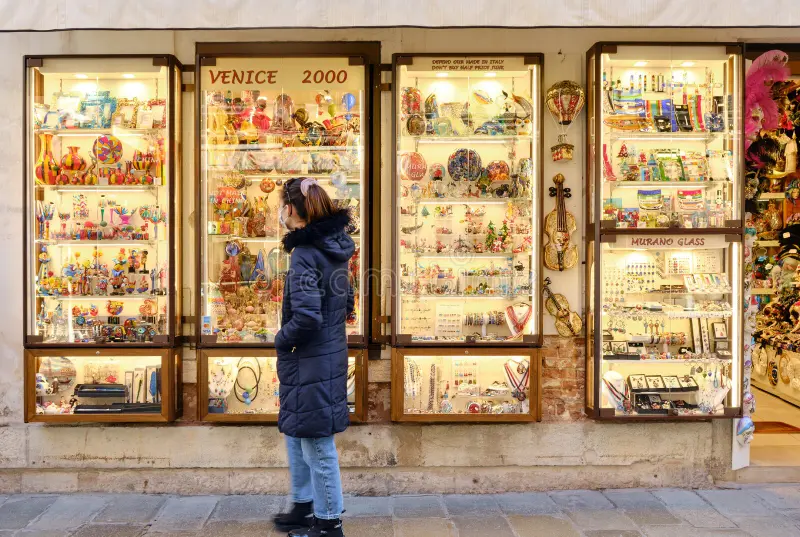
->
[745,50,790,151]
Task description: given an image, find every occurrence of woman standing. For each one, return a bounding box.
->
[272,177,354,537]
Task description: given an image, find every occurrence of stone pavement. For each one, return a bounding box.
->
[3,485,800,536]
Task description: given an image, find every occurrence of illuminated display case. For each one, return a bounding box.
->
[194,42,379,422]
[390,53,543,423]
[23,55,183,422]
[391,348,540,422]
[24,348,181,423]
[198,349,367,422]
[391,53,543,346]
[585,43,744,419]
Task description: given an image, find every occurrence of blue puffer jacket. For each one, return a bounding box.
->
[275,208,355,438]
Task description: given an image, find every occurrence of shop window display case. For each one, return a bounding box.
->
[198,349,367,422]
[391,348,540,422]
[24,348,181,423]
[194,42,379,422]
[585,44,744,419]
[23,55,183,422]
[390,53,542,422]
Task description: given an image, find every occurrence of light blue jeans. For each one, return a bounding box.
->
[286,435,344,520]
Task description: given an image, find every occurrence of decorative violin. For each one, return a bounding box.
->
[544,173,578,272]
[542,277,583,337]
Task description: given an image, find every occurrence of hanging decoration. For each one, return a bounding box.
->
[545,80,585,162]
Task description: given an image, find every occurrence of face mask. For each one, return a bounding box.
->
[278,205,289,230]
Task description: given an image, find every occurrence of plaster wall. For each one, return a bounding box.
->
[0,26,784,493]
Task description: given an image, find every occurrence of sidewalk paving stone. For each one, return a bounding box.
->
[750,486,800,510]
[202,520,276,537]
[583,530,642,537]
[507,514,581,537]
[496,492,561,515]
[651,489,737,529]
[725,514,800,537]
[26,495,108,531]
[0,495,57,530]
[341,516,393,537]
[452,516,516,537]
[698,490,776,517]
[210,495,283,521]
[550,490,615,511]
[394,517,457,537]
[71,525,147,537]
[603,489,682,526]
[443,494,501,516]
[642,528,751,537]
[392,495,446,518]
[564,509,638,531]
[148,496,218,532]
[342,496,393,517]
[93,495,166,524]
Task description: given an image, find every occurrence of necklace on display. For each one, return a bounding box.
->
[602,378,631,411]
[234,357,262,406]
[504,359,530,401]
[405,359,421,398]
[505,302,533,340]
[428,364,436,411]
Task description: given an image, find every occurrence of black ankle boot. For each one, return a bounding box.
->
[288,516,344,537]
[273,501,313,532]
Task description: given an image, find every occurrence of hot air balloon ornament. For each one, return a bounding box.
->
[545,80,586,162]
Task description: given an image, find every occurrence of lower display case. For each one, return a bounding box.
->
[391,347,541,422]
[197,348,368,423]
[24,347,180,423]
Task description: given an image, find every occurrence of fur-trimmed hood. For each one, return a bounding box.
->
[282,208,355,262]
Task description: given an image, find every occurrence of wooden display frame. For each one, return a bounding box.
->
[584,42,745,421]
[197,348,368,423]
[389,52,545,349]
[390,347,541,423]
[193,42,381,350]
[22,55,184,349]
[24,347,180,423]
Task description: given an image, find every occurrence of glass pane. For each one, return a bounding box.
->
[206,353,358,416]
[401,354,531,415]
[27,58,171,343]
[587,49,596,226]
[199,58,366,344]
[34,353,163,415]
[599,234,742,416]
[599,46,741,230]
[395,56,541,343]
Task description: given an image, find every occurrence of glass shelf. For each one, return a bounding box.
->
[35,127,164,136]
[607,131,721,142]
[402,135,530,144]
[605,180,731,189]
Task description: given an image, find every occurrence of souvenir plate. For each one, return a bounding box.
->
[447,148,482,181]
[400,152,427,181]
[486,160,510,182]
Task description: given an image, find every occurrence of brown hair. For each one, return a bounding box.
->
[281,177,337,222]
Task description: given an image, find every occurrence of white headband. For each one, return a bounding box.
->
[300,177,319,196]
